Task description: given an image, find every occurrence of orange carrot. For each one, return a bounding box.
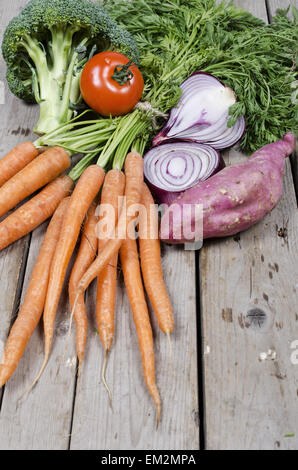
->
[0,175,74,251]
[69,201,98,368]
[96,169,125,402]
[0,197,69,387]
[76,152,144,296]
[120,237,161,425]
[0,146,70,218]
[139,183,174,337]
[0,142,40,187]
[34,165,105,383]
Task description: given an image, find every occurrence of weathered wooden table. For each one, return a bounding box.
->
[0,0,297,450]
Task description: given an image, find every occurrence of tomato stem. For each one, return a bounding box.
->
[111,59,135,85]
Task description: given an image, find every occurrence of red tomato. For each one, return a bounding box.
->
[80,51,144,117]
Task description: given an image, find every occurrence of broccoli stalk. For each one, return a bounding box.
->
[20,30,79,133]
[22,31,87,134]
[2,0,139,135]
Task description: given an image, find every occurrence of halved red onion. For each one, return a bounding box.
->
[153,72,245,150]
[144,141,224,205]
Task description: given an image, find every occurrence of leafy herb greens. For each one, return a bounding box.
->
[40,0,297,174]
[103,0,297,155]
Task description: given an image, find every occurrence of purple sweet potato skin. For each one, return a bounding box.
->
[160,133,294,243]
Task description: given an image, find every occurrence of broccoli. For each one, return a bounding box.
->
[2,0,139,135]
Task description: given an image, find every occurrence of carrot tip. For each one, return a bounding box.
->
[59,296,79,371]
[77,360,83,380]
[156,403,162,430]
[19,354,49,401]
[76,360,83,398]
[166,331,175,378]
[0,365,4,389]
[101,349,113,411]
[69,296,79,334]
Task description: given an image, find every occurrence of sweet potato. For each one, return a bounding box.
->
[160,133,295,243]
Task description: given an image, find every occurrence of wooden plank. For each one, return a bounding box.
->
[70,245,199,450]
[1,0,199,447]
[66,3,198,451]
[201,0,298,450]
[0,1,38,397]
[0,2,78,449]
[68,0,198,450]
[0,223,78,450]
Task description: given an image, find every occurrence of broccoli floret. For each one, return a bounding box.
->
[2,0,139,134]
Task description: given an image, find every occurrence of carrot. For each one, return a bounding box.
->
[96,169,125,403]
[0,175,74,251]
[0,146,70,218]
[0,142,40,187]
[33,165,105,384]
[76,152,144,296]
[0,197,69,388]
[69,201,98,369]
[120,237,161,425]
[139,183,174,338]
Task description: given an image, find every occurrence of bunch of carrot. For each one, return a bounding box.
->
[0,143,174,425]
[0,143,74,251]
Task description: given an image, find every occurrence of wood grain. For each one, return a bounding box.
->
[0,1,199,450]
[201,0,298,451]
[0,2,77,448]
[0,223,78,449]
[0,1,38,405]
[0,0,296,451]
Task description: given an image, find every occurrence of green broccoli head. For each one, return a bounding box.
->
[2,0,139,134]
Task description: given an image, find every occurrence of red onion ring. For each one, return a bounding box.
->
[144,141,224,205]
